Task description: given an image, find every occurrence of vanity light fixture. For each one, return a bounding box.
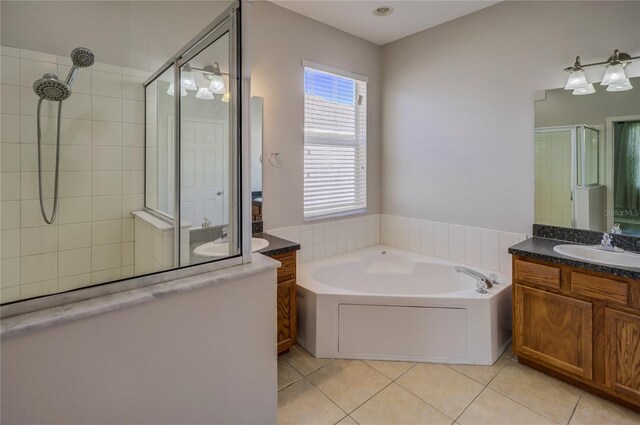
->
[181,64,198,91]
[166,62,229,99]
[221,91,230,103]
[564,57,589,90]
[573,83,596,96]
[167,83,187,97]
[563,49,637,95]
[196,87,214,100]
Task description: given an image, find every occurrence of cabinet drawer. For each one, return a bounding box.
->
[572,272,628,305]
[515,259,561,289]
[273,251,296,284]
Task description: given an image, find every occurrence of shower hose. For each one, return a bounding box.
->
[36,98,63,224]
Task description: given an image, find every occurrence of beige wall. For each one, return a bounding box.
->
[250,1,382,229]
[1,267,278,424]
[381,1,640,235]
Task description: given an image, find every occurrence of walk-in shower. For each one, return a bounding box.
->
[32,47,95,223]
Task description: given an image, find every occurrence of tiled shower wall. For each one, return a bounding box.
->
[267,213,526,275]
[0,46,147,303]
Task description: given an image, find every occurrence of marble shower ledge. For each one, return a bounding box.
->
[0,254,279,339]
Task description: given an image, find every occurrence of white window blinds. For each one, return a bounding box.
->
[303,64,367,220]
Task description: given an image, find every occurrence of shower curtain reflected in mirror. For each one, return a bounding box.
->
[614,121,640,235]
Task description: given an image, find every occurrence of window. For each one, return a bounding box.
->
[303,62,367,220]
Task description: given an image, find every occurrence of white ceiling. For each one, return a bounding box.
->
[270,1,499,45]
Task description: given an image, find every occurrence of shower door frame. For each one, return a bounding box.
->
[534,125,601,228]
[142,0,249,270]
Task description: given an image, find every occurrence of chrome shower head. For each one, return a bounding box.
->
[33,74,71,101]
[70,47,95,68]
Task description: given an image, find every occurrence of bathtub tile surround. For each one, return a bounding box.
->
[278,344,640,425]
[265,213,525,274]
[0,46,146,303]
[381,214,527,274]
[266,214,380,264]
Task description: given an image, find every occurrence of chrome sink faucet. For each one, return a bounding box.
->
[595,233,624,252]
[202,217,212,229]
[455,266,497,294]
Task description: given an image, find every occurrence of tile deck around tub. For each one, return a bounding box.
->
[277,345,640,425]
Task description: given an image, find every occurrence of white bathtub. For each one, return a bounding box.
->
[296,245,512,365]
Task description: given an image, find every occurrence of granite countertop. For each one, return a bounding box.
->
[509,237,640,280]
[190,233,300,265]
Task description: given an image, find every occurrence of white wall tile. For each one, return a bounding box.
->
[92,171,121,196]
[59,171,91,197]
[20,226,57,256]
[1,143,20,171]
[122,74,145,100]
[481,229,500,253]
[121,170,143,195]
[58,248,92,278]
[92,267,122,284]
[464,227,482,252]
[1,85,20,115]
[122,123,144,147]
[481,251,500,272]
[92,121,121,146]
[1,46,19,58]
[449,224,465,246]
[58,197,92,224]
[92,62,121,74]
[92,146,121,171]
[92,244,121,271]
[92,195,122,221]
[121,99,144,123]
[92,220,121,246]
[19,58,57,87]
[20,49,56,63]
[1,229,20,258]
[58,223,92,251]
[58,273,92,292]
[59,146,91,171]
[92,96,121,122]
[122,147,144,171]
[92,70,122,98]
[1,56,20,86]
[20,252,57,284]
[1,201,20,230]
[20,279,58,299]
[1,114,20,143]
[1,172,20,200]
[61,93,91,120]
[1,258,20,287]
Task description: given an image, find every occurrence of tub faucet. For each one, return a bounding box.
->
[455,266,493,294]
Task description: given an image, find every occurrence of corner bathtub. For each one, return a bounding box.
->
[296,245,512,365]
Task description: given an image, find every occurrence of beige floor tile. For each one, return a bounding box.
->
[282,345,333,376]
[569,392,640,425]
[307,360,391,413]
[396,363,484,420]
[351,383,452,425]
[448,355,509,385]
[337,415,360,425]
[458,388,557,425]
[279,358,302,390]
[364,360,415,380]
[489,362,581,424]
[278,379,346,425]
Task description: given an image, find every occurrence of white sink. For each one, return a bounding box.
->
[553,244,640,269]
[193,237,270,258]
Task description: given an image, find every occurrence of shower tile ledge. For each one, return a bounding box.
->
[0,254,279,339]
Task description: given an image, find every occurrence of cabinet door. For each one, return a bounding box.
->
[514,284,593,379]
[605,308,640,400]
[277,279,297,354]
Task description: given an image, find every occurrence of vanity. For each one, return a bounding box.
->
[509,227,640,412]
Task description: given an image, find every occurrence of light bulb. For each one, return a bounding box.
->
[601,63,628,86]
[196,87,214,100]
[564,69,588,90]
[572,83,595,95]
[209,75,226,94]
[181,67,198,91]
[167,83,187,97]
[606,80,633,92]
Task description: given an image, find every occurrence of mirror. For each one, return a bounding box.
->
[251,96,264,222]
[534,77,640,237]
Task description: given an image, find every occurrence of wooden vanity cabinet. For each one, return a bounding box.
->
[270,250,297,354]
[512,255,640,412]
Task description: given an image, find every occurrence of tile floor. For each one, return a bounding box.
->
[277,345,640,425]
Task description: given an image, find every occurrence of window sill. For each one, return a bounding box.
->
[304,208,368,223]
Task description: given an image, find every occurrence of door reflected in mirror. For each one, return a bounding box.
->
[534,77,640,237]
[251,96,264,222]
